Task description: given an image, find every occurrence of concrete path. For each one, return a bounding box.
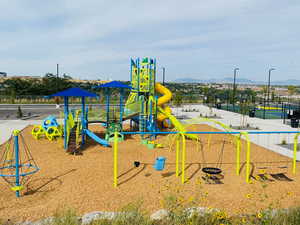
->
[0,120,42,145]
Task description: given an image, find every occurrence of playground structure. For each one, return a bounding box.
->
[47,87,110,153]
[0,130,39,197]
[32,116,63,141]
[27,57,300,186]
[33,57,195,153]
[1,57,300,221]
[23,56,300,195]
[123,57,197,142]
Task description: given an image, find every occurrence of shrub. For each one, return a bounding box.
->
[281,139,287,145]
[52,208,80,225]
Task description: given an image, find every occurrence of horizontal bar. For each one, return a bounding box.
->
[122,131,300,135]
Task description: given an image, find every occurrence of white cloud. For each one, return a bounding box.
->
[0,0,299,81]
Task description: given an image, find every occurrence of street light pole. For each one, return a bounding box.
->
[267,68,275,107]
[162,67,165,86]
[56,64,60,107]
[232,68,239,112]
[56,64,59,91]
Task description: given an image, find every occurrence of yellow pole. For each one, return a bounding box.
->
[244,133,251,183]
[113,131,118,188]
[207,128,212,151]
[181,133,186,184]
[293,134,299,174]
[236,135,241,175]
[176,136,180,177]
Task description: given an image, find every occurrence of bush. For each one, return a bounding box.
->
[281,139,287,145]
[52,208,80,225]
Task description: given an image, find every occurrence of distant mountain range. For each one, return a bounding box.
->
[173,77,300,85]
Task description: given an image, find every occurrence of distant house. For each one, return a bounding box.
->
[10,75,41,80]
[0,72,7,77]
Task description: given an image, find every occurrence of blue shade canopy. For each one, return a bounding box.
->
[94,81,131,89]
[47,87,98,98]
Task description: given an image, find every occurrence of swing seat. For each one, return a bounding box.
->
[258,166,268,169]
[278,166,288,169]
[11,185,24,192]
[202,167,222,175]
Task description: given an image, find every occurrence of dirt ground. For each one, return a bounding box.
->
[0,124,299,221]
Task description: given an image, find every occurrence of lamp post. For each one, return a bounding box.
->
[55,64,60,107]
[162,67,165,85]
[267,68,275,106]
[232,68,239,112]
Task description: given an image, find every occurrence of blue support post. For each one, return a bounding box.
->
[130,59,133,85]
[139,96,145,138]
[120,89,124,130]
[64,96,69,150]
[153,58,156,95]
[86,106,89,130]
[106,88,110,125]
[137,58,140,93]
[13,132,20,197]
[81,96,86,146]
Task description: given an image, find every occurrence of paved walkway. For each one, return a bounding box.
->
[0,120,42,145]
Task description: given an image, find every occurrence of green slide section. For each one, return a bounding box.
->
[157,106,198,140]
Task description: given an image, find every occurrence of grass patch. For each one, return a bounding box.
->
[2,207,300,225]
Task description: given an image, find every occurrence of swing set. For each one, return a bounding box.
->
[111,130,300,187]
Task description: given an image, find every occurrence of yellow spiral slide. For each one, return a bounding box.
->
[155,83,198,140]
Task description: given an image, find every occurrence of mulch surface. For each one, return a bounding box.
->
[0,124,299,221]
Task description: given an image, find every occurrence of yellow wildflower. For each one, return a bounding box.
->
[259,169,266,174]
[159,199,164,207]
[246,193,252,199]
[257,212,263,218]
[188,196,194,202]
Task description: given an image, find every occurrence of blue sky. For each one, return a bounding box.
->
[0,0,299,82]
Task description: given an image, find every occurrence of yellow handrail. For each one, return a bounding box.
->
[113,131,118,188]
[174,132,187,184]
[236,135,241,175]
[293,134,299,174]
[176,138,180,177]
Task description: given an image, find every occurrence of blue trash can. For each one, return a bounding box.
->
[153,157,166,171]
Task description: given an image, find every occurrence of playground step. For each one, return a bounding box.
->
[67,125,80,155]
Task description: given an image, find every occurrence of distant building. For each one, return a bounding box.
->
[10,75,41,80]
[0,72,7,77]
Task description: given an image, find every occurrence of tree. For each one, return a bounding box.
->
[288,85,296,96]
[173,91,183,107]
[288,85,296,104]
[173,91,183,116]
[239,100,250,128]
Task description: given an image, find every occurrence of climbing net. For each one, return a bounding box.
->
[0,131,39,196]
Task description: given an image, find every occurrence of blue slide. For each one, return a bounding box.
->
[84,129,110,147]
